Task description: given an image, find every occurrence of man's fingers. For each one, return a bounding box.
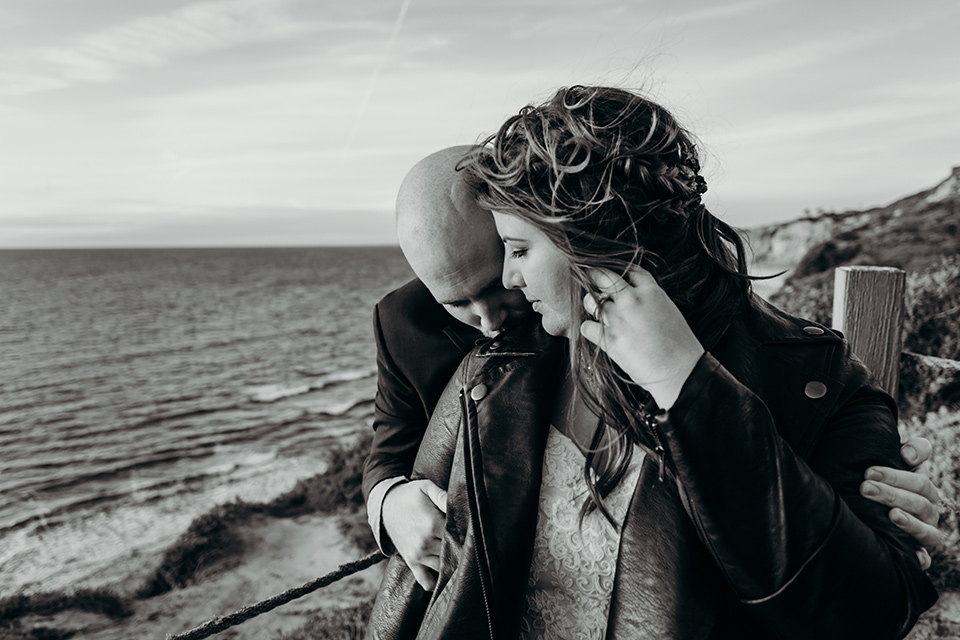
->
[890,507,943,550]
[417,549,441,573]
[900,436,933,469]
[916,547,932,571]
[409,564,438,592]
[861,479,939,527]
[420,480,448,514]
[865,466,940,505]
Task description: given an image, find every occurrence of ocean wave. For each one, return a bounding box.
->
[1,449,285,535]
[133,406,236,428]
[246,368,374,403]
[247,383,312,403]
[314,369,375,386]
[307,397,374,417]
[28,449,219,496]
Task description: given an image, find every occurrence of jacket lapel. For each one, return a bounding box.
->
[606,458,723,639]
[463,320,565,635]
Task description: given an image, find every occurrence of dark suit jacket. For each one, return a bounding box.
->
[361,278,480,500]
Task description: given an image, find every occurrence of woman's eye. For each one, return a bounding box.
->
[510,248,527,258]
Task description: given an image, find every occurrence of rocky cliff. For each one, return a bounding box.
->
[745,165,960,278]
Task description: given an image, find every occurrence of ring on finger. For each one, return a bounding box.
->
[589,293,613,319]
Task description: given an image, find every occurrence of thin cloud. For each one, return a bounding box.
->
[343,0,415,152]
[705,22,918,84]
[663,0,784,26]
[709,102,952,144]
[0,0,311,96]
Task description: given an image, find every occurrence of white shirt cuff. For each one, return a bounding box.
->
[367,475,408,554]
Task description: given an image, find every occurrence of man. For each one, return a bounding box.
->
[363,146,942,591]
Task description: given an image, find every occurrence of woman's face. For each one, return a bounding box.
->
[493,211,574,338]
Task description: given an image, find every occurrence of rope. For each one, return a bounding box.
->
[166,551,386,640]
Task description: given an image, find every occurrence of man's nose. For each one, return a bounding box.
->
[476,300,507,334]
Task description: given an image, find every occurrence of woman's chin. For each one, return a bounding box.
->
[538,314,570,338]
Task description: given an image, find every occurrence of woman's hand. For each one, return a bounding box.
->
[580,266,705,410]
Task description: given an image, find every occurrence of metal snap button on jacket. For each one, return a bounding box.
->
[470,384,488,401]
[804,381,828,399]
[803,326,825,335]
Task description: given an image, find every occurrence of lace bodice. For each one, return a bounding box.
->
[519,426,645,639]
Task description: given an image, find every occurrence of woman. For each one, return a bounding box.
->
[367,86,937,639]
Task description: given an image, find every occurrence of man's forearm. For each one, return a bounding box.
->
[366,475,409,553]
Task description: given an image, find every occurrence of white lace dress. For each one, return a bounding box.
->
[519,426,645,639]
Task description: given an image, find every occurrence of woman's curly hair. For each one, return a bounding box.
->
[460,85,754,524]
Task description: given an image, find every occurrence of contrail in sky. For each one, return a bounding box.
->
[343,0,414,152]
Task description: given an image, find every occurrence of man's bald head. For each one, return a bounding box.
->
[395,146,528,337]
[396,146,495,269]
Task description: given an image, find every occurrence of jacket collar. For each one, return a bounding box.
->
[474,314,560,359]
[441,319,483,354]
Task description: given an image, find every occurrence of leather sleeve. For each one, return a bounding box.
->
[660,348,937,640]
[362,302,429,501]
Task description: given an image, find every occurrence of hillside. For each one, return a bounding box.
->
[747,165,960,275]
[746,167,960,639]
[745,166,960,361]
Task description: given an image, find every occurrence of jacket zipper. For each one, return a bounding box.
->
[642,410,667,482]
[460,389,496,640]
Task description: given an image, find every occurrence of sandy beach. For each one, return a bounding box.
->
[5,512,384,640]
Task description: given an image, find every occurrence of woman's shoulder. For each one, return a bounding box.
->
[738,295,843,346]
[713,296,892,456]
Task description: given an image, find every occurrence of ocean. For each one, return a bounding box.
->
[0,247,415,596]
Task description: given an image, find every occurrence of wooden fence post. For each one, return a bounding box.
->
[832,266,906,397]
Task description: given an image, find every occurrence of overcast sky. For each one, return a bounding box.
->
[1,0,957,247]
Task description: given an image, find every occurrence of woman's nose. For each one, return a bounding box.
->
[501,262,524,290]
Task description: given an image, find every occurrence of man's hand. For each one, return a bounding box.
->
[860,436,941,569]
[382,479,447,591]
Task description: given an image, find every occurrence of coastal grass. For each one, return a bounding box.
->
[272,601,373,640]
[136,501,251,598]
[262,430,369,518]
[772,254,960,363]
[137,431,375,599]
[0,587,134,623]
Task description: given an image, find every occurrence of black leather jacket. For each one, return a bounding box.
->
[368,298,937,639]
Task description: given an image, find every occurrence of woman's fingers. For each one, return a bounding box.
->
[580,318,604,346]
[584,267,628,293]
[584,265,658,294]
[583,293,602,320]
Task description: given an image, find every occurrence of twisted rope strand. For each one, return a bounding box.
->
[166,551,386,640]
